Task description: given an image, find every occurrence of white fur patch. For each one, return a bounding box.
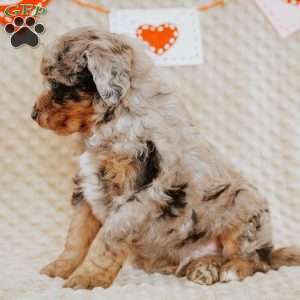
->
[220,269,240,282]
[79,152,107,221]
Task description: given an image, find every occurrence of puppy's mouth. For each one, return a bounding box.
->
[31,110,50,129]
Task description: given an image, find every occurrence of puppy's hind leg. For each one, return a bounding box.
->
[219,256,269,282]
[218,190,272,282]
[40,201,101,279]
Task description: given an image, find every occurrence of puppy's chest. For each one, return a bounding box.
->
[100,152,141,196]
[79,150,141,219]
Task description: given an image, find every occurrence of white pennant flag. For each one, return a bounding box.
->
[109,8,204,66]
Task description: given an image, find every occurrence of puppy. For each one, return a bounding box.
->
[32,27,300,289]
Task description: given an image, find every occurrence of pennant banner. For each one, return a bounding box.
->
[110,8,203,66]
[256,0,300,37]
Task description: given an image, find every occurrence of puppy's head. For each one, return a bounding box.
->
[32,27,146,135]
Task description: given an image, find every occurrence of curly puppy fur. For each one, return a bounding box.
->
[33,27,300,289]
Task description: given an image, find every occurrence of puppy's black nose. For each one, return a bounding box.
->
[31,111,38,120]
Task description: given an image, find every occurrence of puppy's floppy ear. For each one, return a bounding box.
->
[85,45,132,106]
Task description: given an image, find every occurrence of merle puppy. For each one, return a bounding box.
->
[32,27,300,289]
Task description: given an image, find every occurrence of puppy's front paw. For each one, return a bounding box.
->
[40,259,79,279]
[63,273,112,289]
[186,256,223,285]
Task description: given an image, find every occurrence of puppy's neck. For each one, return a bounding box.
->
[80,68,174,155]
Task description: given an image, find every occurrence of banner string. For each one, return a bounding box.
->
[71,0,225,14]
[72,0,110,14]
[199,0,225,11]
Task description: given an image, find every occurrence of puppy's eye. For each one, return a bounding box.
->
[50,80,80,103]
[74,68,98,94]
[50,81,67,102]
[69,91,80,101]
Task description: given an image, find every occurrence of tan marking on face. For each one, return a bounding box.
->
[32,91,95,136]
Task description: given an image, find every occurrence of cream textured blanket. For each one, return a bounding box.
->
[0,0,299,299]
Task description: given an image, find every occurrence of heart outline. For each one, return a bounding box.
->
[136,23,178,55]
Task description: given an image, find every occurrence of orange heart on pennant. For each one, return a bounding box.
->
[136,23,179,55]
